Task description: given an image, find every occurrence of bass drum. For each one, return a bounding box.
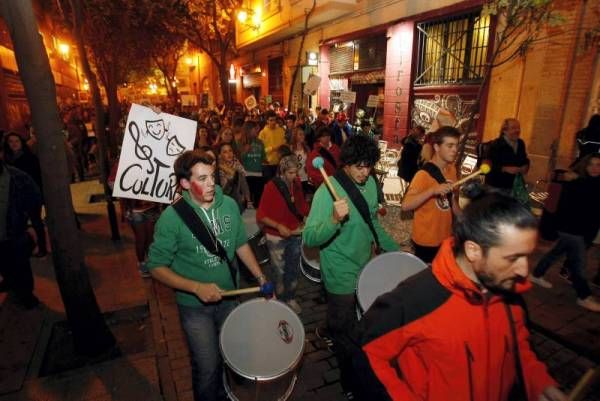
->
[241,208,270,265]
[356,252,427,318]
[220,299,305,401]
[300,241,321,283]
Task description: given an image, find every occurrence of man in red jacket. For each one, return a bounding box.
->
[355,191,566,401]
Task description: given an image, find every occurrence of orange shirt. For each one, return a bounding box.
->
[406,164,457,247]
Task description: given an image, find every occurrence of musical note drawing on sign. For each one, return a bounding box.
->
[112,104,197,204]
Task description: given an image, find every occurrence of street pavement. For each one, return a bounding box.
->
[0,180,598,401]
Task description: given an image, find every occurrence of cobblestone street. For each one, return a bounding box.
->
[0,181,598,401]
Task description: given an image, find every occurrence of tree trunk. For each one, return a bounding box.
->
[287,0,316,111]
[69,0,120,241]
[0,0,115,356]
[218,55,231,107]
[106,71,120,157]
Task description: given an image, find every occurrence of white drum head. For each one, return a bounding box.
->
[220,299,305,381]
[242,209,260,238]
[357,252,427,314]
[301,242,320,270]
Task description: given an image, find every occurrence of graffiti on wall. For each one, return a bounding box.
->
[411,94,477,133]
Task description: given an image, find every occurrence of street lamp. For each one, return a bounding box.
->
[58,42,70,60]
[237,7,261,31]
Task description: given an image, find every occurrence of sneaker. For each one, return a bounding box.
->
[286,299,302,314]
[558,268,572,283]
[576,297,600,312]
[315,327,335,350]
[345,391,355,400]
[529,275,553,289]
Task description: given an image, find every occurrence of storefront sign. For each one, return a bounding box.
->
[112,104,197,204]
[244,95,258,110]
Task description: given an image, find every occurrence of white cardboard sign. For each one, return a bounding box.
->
[112,104,197,204]
[340,90,356,104]
[303,74,321,95]
[367,95,381,108]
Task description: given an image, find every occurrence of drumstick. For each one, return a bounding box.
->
[312,156,341,201]
[220,286,261,297]
[568,367,600,401]
[450,163,491,189]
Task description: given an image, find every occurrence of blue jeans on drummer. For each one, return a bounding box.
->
[265,234,301,301]
[178,300,238,401]
[533,231,592,300]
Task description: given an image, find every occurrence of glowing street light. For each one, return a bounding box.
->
[58,42,70,59]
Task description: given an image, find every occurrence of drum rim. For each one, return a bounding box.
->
[356,251,427,312]
[300,243,320,270]
[219,298,306,381]
[223,371,299,401]
[299,258,321,283]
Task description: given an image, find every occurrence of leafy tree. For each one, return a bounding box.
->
[182,0,242,106]
[457,0,565,166]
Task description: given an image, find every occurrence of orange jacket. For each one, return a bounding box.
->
[359,238,555,401]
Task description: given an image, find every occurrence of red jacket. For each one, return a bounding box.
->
[256,177,309,237]
[358,238,555,401]
[306,143,340,188]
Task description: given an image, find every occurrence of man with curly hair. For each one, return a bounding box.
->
[303,135,399,400]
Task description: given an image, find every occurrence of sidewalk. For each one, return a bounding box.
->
[0,180,598,401]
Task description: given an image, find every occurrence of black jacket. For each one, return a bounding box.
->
[486,136,529,190]
[398,136,422,182]
[554,176,600,244]
[3,165,42,240]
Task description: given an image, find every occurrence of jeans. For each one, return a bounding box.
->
[533,231,592,299]
[327,292,360,395]
[265,234,301,301]
[178,300,238,401]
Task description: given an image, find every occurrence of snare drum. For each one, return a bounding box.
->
[220,299,305,401]
[356,252,427,317]
[300,241,321,283]
[241,209,270,264]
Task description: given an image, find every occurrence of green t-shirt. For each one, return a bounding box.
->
[302,175,399,294]
[147,187,248,306]
[241,139,266,174]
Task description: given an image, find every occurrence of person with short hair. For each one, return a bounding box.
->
[402,126,460,263]
[356,191,567,401]
[258,111,286,180]
[240,121,266,205]
[398,126,425,183]
[303,135,399,400]
[306,126,341,189]
[147,150,270,401]
[331,112,353,146]
[486,118,530,190]
[257,155,309,314]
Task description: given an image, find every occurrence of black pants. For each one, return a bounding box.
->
[0,236,35,302]
[246,176,264,206]
[412,241,439,264]
[327,292,360,395]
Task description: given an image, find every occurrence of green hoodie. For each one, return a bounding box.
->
[147,186,247,306]
[302,175,399,294]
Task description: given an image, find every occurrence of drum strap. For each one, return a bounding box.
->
[271,177,304,222]
[421,162,453,203]
[173,199,237,288]
[333,170,381,253]
[319,147,337,169]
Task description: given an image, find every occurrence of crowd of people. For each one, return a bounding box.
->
[1,101,599,401]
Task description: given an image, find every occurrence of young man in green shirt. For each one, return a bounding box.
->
[303,135,399,400]
[147,150,269,401]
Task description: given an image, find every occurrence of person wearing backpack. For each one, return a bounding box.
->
[257,155,309,314]
[402,126,459,263]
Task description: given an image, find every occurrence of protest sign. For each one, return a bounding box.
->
[367,95,381,108]
[340,90,356,104]
[244,95,257,110]
[303,74,321,95]
[112,104,197,204]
